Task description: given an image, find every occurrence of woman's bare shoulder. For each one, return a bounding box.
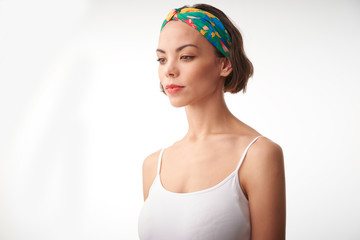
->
[249,136,284,165]
[242,136,284,172]
[239,136,285,194]
[142,149,162,201]
[142,149,162,171]
[239,136,284,190]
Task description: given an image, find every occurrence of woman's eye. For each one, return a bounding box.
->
[181,55,194,60]
[156,58,166,64]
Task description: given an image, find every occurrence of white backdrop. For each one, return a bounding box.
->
[1,0,359,239]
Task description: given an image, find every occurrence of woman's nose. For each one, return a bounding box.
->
[164,59,179,78]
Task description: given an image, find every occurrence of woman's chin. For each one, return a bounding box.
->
[168,99,187,108]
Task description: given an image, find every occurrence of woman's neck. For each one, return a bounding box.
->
[183,90,239,141]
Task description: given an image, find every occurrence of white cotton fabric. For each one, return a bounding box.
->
[138,136,263,240]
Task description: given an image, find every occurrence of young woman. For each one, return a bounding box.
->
[138,4,286,240]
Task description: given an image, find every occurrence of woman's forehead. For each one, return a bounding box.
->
[158,21,208,50]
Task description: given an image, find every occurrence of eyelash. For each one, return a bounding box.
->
[156,56,195,64]
[181,55,194,60]
[156,58,165,64]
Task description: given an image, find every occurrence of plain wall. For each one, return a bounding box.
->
[0,0,359,239]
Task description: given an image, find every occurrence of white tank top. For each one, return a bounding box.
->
[138,136,263,240]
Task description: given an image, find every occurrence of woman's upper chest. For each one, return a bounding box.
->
[159,136,251,193]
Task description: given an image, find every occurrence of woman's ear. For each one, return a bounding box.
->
[219,58,232,78]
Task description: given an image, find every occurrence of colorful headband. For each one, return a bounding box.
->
[160,7,231,57]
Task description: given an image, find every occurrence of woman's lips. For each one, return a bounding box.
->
[165,84,185,94]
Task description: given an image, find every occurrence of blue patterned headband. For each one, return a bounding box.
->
[161,7,232,57]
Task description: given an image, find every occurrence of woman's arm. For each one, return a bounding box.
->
[244,138,286,240]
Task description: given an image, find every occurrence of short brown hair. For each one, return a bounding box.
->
[159,3,254,94]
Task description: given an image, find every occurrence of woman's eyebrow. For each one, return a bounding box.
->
[156,44,199,53]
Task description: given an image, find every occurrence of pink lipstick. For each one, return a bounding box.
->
[165,84,185,94]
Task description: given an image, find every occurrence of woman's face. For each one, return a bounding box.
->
[157,20,226,108]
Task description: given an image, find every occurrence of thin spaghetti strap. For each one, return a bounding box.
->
[157,148,166,175]
[235,136,264,172]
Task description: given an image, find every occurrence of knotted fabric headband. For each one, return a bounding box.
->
[160,7,231,57]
